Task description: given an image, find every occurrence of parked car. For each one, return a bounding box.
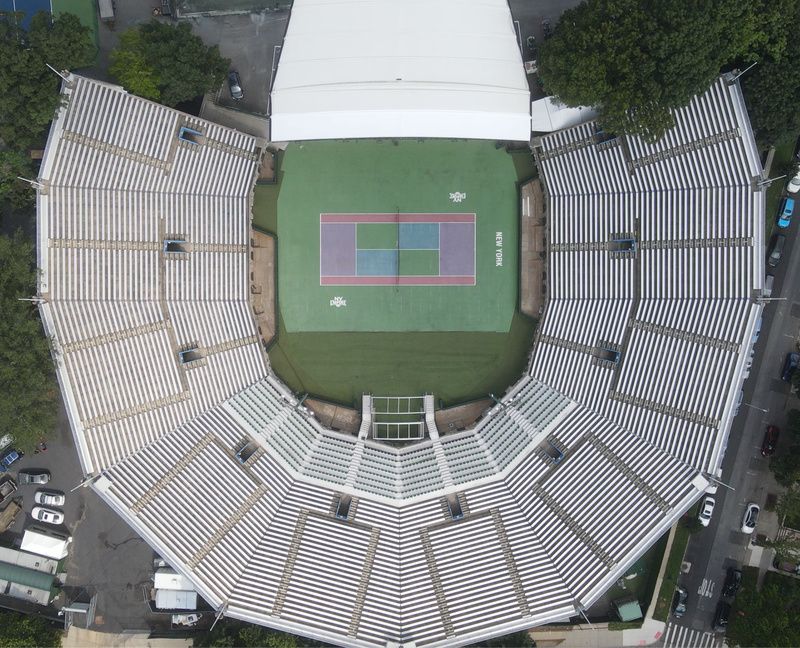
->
[713,600,731,632]
[698,496,715,527]
[768,234,786,267]
[742,503,760,534]
[227,70,243,100]
[34,490,65,507]
[0,478,17,506]
[778,197,795,228]
[672,587,688,618]
[761,425,780,456]
[0,448,23,472]
[788,171,800,195]
[31,507,63,526]
[773,558,800,574]
[781,353,799,382]
[722,568,742,598]
[764,273,775,298]
[18,470,50,485]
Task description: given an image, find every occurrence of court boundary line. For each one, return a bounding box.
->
[320,213,476,286]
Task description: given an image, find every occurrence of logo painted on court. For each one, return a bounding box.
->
[449,191,467,203]
[329,296,347,308]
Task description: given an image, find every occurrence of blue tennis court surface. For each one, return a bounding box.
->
[0,0,52,28]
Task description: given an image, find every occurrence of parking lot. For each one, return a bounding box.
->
[0,399,163,632]
[189,10,288,116]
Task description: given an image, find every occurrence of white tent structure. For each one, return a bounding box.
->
[269,0,532,142]
[20,528,72,560]
[530,96,598,132]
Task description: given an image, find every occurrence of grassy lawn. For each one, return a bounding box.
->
[652,522,693,622]
[765,135,797,239]
[268,311,536,408]
[256,141,538,405]
[605,533,669,618]
[51,0,99,52]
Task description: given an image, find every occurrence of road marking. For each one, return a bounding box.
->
[697,578,715,598]
[664,622,720,648]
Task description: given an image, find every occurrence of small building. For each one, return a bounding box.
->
[530,96,598,133]
[21,526,72,560]
[613,596,643,622]
[154,568,197,611]
[0,545,60,605]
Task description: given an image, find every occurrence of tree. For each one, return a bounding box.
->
[0,152,37,211]
[0,611,61,647]
[741,39,800,143]
[109,21,229,107]
[0,232,59,452]
[727,571,800,647]
[537,0,783,141]
[195,621,300,648]
[771,451,800,488]
[0,12,93,151]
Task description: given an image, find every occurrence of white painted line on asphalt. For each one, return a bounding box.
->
[697,577,715,598]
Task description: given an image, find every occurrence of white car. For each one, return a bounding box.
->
[787,171,800,194]
[31,506,64,526]
[34,490,65,507]
[698,496,715,527]
[742,503,760,534]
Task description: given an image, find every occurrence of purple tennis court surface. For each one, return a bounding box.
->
[320,213,476,286]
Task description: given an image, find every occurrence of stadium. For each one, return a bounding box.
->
[36,0,764,646]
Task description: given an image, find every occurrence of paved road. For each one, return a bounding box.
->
[669,209,799,637]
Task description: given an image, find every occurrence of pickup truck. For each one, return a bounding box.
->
[0,478,17,506]
[0,449,23,472]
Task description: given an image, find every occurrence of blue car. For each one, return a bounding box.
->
[0,449,23,473]
[778,197,795,228]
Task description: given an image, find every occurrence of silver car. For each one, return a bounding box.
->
[31,506,64,526]
[34,490,65,507]
[763,273,774,298]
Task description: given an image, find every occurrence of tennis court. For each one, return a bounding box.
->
[0,0,51,28]
[277,139,519,333]
[320,213,475,285]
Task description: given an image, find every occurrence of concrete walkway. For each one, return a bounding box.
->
[63,627,191,648]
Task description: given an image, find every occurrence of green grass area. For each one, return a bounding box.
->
[51,0,98,52]
[253,183,279,234]
[605,533,668,618]
[608,621,644,631]
[652,522,693,622]
[276,140,518,333]
[510,147,538,181]
[766,135,797,239]
[260,141,537,404]
[268,311,536,407]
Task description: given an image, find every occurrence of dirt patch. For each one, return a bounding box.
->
[520,178,547,318]
[435,398,493,434]
[306,398,361,435]
[251,230,275,344]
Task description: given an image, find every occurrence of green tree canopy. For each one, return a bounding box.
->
[195,621,299,648]
[741,1,800,144]
[0,12,93,151]
[728,571,800,647]
[0,152,37,211]
[537,0,787,140]
[109,21,229,107]
[0,610,62,647]
[0,232,59,452]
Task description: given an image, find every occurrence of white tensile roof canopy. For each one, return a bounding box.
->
[270,0,532,142]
